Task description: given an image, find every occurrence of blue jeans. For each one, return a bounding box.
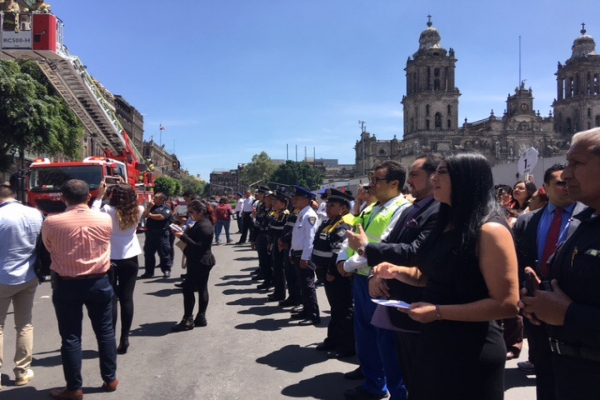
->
[52,276,117,390]
[353,275,406,400]
[214,220,231,243]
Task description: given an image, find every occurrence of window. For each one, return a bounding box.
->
[426,119,430,130]
[447,104,452,115]
[426,104,430,116]
[435,112,442,129]
[447,119,451,129]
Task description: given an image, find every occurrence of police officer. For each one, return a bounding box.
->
[253,186,273,290]
[141,193,173,278]
[520,128,600,399]
[278,186,301,308]
[312,189,356,357]
[265,190,290,302]
[289,185,321,326]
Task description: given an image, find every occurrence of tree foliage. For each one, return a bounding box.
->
[180,175,206,196]
[154,176,178,197]
[241,151,276,189]
[0,60,83,171]
[270,161,324,191]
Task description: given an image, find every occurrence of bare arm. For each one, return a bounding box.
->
[372,262,427,287]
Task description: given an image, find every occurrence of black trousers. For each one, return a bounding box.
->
[255,233,271,283]
[292,256,319,320]
[271,247,286,298]
[182,263,213,319]
[144,231,172,275]
[110,256,138,339]
[323,274,354,353]
[395,331,420,395]
[283,251,300,304]
[239,212,253,243]
[553,353,600,400]
[524,319,556,400]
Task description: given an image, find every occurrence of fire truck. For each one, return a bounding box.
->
[0,11,155,214]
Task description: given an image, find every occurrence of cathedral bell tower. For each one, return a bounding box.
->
[553,23,600,136]
[401,16,460,140]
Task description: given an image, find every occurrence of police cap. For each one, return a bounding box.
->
[326,188,354,205]
[292,185,316,199]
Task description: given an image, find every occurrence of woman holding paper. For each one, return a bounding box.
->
[170,200,216,331]
[373,153,519,400]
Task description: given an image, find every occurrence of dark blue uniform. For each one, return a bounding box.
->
[143,204,173,277]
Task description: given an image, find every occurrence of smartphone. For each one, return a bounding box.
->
[525,270,537,296]
[169,223,183,233]
[105,176,121,185]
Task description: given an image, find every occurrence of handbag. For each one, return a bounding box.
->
[175,240,187,251]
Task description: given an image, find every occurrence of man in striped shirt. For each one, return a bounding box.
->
[42,179,118,400]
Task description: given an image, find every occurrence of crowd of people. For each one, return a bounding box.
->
[1,128,600,400]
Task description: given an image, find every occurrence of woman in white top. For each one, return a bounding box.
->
[94,182,143,355]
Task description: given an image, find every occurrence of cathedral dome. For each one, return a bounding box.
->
[571,24,597,58]
[418,18,442,52]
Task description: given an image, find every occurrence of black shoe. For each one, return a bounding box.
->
[251,274,265,281]
[117,337,129,355]
[344,367,365,381]
[257,282,272,290]
[316,342,335,351]
[171,317,194,332]
[329,350,356,359]
[174,282,184,288]
[343,386,387,400]
[290,312,307,320]
[315,279,324,286]
[163,271,171,278]
[194,314,207,327]
[140,273,154,279]
[291,305,304,313]
[180,274,187,278]
[298,317,321,326]
[278,298,298,307]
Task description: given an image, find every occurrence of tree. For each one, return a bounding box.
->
[270,161,324,191]
[0,60,83,171]
[241,151,276,189]
[154,176,177,197]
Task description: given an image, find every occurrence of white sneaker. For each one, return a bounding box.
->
[15,369,34,386]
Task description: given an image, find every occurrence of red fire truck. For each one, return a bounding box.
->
[0,11,155,214]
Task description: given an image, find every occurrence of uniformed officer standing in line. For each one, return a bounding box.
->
[278,188,301,308]
[253,186,274,290]
[313,189,356,357]
[265,190,290,302]
[520,128,600,400]
[141,193,173,278]
[289,185,321,326]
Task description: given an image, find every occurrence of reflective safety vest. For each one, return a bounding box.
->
[349,197,409,276]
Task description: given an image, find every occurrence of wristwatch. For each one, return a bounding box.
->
[357,243,367,257]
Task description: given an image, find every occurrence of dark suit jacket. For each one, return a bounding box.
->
[513,202,586,280]
[365,199,440,331]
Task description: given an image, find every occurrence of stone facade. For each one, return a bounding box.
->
[355,19,600,175]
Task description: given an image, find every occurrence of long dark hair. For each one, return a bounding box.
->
[424,153,504,257]
[109,184,141,230]
[510,180,536,211]
[189,199,216,225]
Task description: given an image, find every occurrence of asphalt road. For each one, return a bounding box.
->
[1,231,537,399]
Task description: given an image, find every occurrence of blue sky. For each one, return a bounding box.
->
[52,0,596,180]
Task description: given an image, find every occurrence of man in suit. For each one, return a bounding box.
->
[348,154,440,395]
[513,163,585,400]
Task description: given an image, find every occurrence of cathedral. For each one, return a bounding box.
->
[355,18,600,175]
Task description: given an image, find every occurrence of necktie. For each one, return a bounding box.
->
[540,207,564,277]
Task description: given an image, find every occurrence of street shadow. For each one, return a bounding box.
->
[34,349,98,367]
[129,321,176,337]
[0,385,46,400]
[214,279,254,287]
[281,372,355,399]
[256,344,327,373]
[220,274,250,280]
[234,257,257,261]
[226,297,267,306]
[145,288,181,298]
[234,248,255,252]
[235,317,296,332]
[240,267,257,272]
[504,367,536,390]
[238,305,289,317]
[222,288,258,295]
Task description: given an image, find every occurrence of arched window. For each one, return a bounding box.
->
[435,112,442,129]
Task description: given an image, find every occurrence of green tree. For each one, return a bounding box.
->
[0,60,83,171]
[154,176,177,197]
[241,151,276,188]
[270,161,324,190]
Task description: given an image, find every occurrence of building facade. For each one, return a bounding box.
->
[355,19,600,175]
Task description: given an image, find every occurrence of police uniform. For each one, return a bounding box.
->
[143,203,173,277]
[290,185,320,324]
[253,186,273,290]
[279,204,300,306]
[545,207,600,399]
[311,189,355,355]
[266,191,290,301]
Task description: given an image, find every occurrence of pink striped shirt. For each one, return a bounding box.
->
[42,204,112,277]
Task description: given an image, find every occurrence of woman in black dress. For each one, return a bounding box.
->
[170,200,216,331]
[374,153,519,400]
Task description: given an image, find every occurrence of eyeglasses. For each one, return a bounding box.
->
[369,177,388,185]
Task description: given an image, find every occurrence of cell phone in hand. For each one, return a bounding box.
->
[169,223,183,232]
[525,270,538,296]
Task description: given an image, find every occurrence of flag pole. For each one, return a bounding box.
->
[159,124,162,147]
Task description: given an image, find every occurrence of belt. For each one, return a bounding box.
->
[549,338,600,363]
[290,250,302,257]
[59,273,107,280]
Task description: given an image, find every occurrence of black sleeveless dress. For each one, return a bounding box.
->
[412,229,506,400]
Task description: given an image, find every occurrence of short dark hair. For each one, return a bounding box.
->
[543,163,565,184]
[415,153,441,175]
[61,179,89,205]
[373,160,406,189]
[0,183,14,199]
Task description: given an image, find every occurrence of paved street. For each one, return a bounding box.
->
[2,231,536,399]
